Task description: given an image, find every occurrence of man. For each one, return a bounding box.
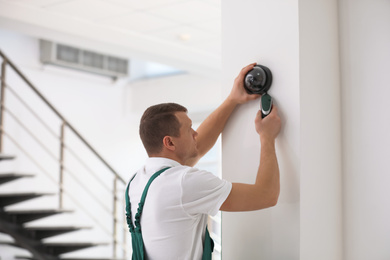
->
[127,63,281,259]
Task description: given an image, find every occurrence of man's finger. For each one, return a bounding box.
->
[241,63,256,73]
[256,110,262,118]
[236,63,256,82]
[239,63,256,76]
[248,94,261,100]
[242,62,256,69]
[269,105,278,116]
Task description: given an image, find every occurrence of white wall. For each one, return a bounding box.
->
[0,29,221,177]
[0,29,222,259]
[221,0,343,259]
[222,0,390,259]
[299,0,343,258]
[339,0,390,259]
[221,1,300,259]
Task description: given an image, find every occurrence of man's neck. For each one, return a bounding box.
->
[149,153,184,165]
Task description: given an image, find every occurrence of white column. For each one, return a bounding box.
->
[299,0,343,258]
[221,0,342,259]
[339,0,390,259]
[221,1,300,259]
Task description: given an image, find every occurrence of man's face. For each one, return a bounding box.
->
[172,112,198,162]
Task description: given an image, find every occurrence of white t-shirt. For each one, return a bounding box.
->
[128,157,232,260]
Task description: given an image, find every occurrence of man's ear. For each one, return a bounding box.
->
[162,136,175,151]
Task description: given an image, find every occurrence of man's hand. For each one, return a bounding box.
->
[188,63,266,167]
[227,63,261,105]
[255,105,281,142]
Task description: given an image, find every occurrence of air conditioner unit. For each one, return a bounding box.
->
[40,40,129,79]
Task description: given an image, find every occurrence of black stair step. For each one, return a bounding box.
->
[5,209,73,224]
[43,242,108,256]
[5,242,107,257]
[0,240,22,248]
[0,173,34,185]
[13,256,33,260]
[15,257,125,260]
[0,154,15,161]
[25,226,91,240]
[59,258,126,260]
[0,193,54,207]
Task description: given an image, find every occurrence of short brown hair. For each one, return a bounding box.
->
[139,103,188,156]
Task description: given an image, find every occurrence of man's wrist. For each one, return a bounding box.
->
[260,136,276,147]
[225,95,240,108]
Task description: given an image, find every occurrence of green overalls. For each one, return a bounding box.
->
[125,167,214,260]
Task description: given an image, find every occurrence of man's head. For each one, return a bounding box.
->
[139,103,188,156]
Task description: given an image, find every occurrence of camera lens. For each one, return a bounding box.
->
[243,65,272,95]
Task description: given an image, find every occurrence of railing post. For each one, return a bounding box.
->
[113,176,118,258]
[123,195,128,258]
[0,59,7,153]
[59,121,66,209]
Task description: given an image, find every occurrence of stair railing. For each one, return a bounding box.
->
[0,49,128,258]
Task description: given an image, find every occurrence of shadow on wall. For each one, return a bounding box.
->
[277,132,300,204]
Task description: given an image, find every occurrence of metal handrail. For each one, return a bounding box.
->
[0,49,125,185]
[4,107,59,161]
[6,83,114,194]
[3,129,114,236]
[2,130,58,184]
[0,49,128,258]
[6,83,60,139]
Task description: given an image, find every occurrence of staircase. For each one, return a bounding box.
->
[0,160,105,260]
[0,50,128,260]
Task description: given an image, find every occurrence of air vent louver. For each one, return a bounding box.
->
[40,40,128,78]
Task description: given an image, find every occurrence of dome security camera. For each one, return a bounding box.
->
[244,64,273,118]
[244,64,272,95]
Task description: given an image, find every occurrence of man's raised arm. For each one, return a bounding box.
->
[186,63,260,167]
[220,106,281,211]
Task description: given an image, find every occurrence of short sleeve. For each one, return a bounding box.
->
[181,168,232,216]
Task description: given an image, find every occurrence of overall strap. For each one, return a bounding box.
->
[202,226,214,260]
[125,174,137,232]
[125,167,171,232]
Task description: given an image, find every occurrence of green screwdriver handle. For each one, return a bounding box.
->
[261,93,272,118]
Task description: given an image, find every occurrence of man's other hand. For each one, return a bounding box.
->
[255,105,281,142]
[227,63,261,105]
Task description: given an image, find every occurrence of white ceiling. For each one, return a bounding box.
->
[0,0,221,76]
